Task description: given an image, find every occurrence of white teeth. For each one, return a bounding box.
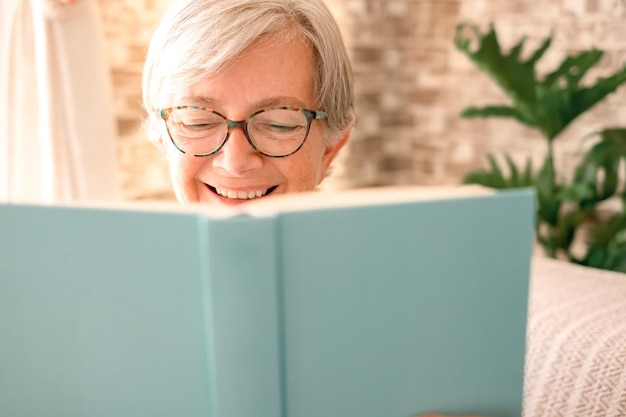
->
[215,187,268,200]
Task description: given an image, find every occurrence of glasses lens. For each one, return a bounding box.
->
[248,109,309,156]
[166,108,227,155]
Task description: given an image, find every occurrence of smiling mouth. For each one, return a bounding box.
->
[208,185,278,200]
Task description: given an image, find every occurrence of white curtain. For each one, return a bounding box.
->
[0,0,120,203]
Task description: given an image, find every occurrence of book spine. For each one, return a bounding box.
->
[203,216,283,417]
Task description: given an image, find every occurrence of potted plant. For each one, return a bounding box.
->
[454,23,626,273]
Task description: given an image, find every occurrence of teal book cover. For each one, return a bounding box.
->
[0,186,535,417]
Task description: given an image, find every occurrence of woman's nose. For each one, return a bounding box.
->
[211,126,264,176]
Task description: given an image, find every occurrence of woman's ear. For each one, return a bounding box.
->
[318,129,351,183]
[157,136,167,156]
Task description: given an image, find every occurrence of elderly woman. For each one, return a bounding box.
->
[142,0,355,206]
[142,1,492,416]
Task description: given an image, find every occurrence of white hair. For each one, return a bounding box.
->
[142,0,355,146]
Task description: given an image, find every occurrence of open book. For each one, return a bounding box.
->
[0,186,534,417]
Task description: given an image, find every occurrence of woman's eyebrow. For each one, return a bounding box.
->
[177,95,310,110]
[177,96,218,108]
[251,96,310,109]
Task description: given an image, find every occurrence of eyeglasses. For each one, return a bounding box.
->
[160,105,328,158]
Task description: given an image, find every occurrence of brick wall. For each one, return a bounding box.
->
[333,0,626,190]
[101,0,174,200]
[101,0,626,199]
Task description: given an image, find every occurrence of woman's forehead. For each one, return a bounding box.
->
[160,36,317,110]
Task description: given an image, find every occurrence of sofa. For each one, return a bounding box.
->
[524,256,626,416]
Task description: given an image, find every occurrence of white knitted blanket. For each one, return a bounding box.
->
[524,257,626,416]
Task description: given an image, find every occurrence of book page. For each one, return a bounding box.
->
[7,185,495,219]
[242,185,495,217]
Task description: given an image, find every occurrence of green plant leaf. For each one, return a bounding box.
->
[455,23,542,124]
[542,49,602,91]
[558,182,596,203]
[584,212,626,272]
[462,153,534,189]
[557,209,587,253]
[455,23,626,141]
[574,128,626,208]
[522,157,534,185]
[536,189,561,227]
[505,154,520,185]
[536,217,559,258]
[461,106,528,125]
[534,153,555,194]
[462,154,505,188]
[541,68,626,139]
